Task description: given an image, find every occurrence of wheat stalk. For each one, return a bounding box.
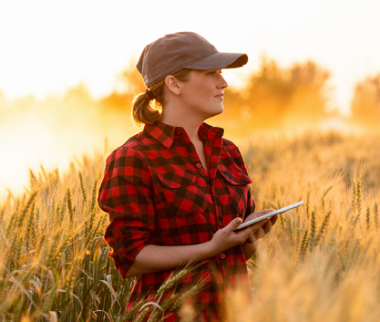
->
[156,269,189,298]
[0,207,5,223]
[66,189,74,230]
[374,203,379,231]
[351,184,356,214]
[134,307,150,322]
[29,169,37,189]
[315,211,331,246]
[356,180,362,230]
[79,172,87,203]
[306,190,310,220]
[321,186,333,211]
[60,197,66,223]
[25,204,35,247]
[122,299,145,322]
[309,211,316,251]
[366,207,371,230]
[90,179,98,212]
[170,284,200,311]
[299,229,309,261]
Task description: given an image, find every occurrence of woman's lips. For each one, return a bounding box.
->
[215,94,224,100]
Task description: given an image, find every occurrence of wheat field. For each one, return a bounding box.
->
[1,130,380,322]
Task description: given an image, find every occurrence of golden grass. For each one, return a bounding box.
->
[1,130,380,321]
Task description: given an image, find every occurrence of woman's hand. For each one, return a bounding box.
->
[241,209,278,259]
[209,212,275,256]
[244,209,278,243]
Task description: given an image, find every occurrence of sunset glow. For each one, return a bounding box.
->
[1,0,380,111]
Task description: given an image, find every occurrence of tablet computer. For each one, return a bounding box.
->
[234,201,304,231]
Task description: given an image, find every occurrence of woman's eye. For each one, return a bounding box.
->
[207,70,222,76]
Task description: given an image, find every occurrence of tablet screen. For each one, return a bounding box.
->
[234,201,304,231]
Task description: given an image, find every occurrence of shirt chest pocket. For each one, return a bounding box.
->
[156,171,208,218]
[219,169,253,216]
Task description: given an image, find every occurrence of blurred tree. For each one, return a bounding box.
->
[120,59,146,96]
[351,73,380,127]
[220,55,331,134]
[62,82,92,106]
[283,60,331,126]
[99,59,145,112]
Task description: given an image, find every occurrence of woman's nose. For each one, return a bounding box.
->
[218,74,228,89]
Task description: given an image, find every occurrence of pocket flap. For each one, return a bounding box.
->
[219,169,253,186]
[157,171,197,188]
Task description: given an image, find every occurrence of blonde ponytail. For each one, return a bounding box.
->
[131,69,192,125]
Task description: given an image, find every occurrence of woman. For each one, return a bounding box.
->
[98,32,278,322]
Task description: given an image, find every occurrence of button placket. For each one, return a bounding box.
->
[179,134,201,171]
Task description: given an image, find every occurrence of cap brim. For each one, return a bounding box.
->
[183,52,248,70]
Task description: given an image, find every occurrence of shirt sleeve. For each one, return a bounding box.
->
[98,146,155,278]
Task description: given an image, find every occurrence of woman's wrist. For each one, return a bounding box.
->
[204,239,219,258]
[242,240,259,260]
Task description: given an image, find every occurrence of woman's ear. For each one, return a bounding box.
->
[165,75,181,96]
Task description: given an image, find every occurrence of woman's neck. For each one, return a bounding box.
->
[161,109,204,143]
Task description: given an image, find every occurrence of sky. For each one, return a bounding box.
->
[1,0,380,115]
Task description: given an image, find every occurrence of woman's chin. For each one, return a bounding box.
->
[214,105,224,116]
[197,104,224,120]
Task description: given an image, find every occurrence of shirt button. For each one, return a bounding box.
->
[220,253,225,259]
[177,129,182,134]
[196,163,202,168]
[114,232,120,237]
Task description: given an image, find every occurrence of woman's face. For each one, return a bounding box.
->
[179,69,228,119]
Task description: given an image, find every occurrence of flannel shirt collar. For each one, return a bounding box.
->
[144,120,224,148]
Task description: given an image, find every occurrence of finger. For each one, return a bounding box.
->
[263,221,272,234]
[247,218,270,231]
[228,217,243,232]
[237,217,269,234]
[270,215,278,225]
[254,228,265,240]
[235,219,268,243]
[246,234,255,244]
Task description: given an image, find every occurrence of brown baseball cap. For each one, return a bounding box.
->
[136,32,248,87]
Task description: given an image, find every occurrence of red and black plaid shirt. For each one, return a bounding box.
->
[98,120,255,321]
